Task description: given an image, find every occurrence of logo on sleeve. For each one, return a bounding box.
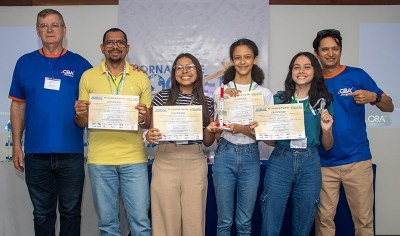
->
[338,87,353,96]
[61,70,75,77]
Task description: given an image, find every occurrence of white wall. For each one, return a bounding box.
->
[0,4,399,235]
[0,6,118,65]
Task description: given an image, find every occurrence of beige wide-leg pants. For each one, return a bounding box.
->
[151,143,208,236]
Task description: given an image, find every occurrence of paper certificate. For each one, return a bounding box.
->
[219,90,265,125]
[152,105,203,141]
[88,94,139,131]
[253,104,305,140]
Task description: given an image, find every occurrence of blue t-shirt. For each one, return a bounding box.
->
[318,65,383,167]
[9,49,92,153]
[274,92,333,149]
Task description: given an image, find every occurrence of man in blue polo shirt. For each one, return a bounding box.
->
[313,29,394,236]
[8,9,92,236]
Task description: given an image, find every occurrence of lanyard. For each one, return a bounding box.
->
[42,48,63,79]
[310,98,326,115]
[105,64,126,95]
[233,79,253,91]
[292,95,310,111]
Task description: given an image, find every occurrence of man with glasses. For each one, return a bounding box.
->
[74,28,152,235]
[313,29,394,236]
[8,9,92,236]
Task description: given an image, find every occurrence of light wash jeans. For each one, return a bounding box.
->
[89,163,151,236]
[260,143,322,236]
[212,138,260,236]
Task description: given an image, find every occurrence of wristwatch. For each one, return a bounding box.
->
[371,93,382,105]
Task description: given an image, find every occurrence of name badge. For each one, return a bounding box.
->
[44,77,61,91]
[290,137,307,149]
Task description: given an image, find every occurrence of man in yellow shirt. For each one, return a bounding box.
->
[74,28,152,235]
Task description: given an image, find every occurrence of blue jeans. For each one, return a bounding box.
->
[260,144,322,236]
[212,138,260,236]
[89,163,151,236]
[24,153,85,236]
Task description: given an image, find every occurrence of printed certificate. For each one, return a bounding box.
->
[254,104,305,140]
[152,105,203,141]
[219,90,265,125]
[88,94,139,130]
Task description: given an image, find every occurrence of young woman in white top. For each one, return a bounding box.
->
[207,38,273,235]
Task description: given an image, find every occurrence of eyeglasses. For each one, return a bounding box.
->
[317,29,341,37]
[174,64,196,72]
[103,40,127,48]
[38,23,64,31]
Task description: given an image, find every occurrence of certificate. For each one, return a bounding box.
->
[253,103,305,140]
[88,94,139,131]
[218,90,265,125]
[152,105,203,141]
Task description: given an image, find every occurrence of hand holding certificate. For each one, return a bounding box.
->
[152,105,203,141]
[218,90,265,125]
[253,104,305,140]
[88,94,140,130]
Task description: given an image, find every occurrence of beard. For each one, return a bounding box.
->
[109,57,124,63]
[107,50,124,63]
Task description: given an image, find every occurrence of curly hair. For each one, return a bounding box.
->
[222,38,265,85]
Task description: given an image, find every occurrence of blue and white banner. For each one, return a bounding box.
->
[119,0,270,97]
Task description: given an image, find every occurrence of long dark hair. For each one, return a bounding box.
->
[222,38,265,85]
[166,53,211,126]
[280,52,332,107]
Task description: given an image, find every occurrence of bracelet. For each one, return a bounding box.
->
[139,119,146,125]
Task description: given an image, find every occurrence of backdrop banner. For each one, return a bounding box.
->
[119,0,269,97]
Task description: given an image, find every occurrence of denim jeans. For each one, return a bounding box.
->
[212,138,260,236]
[89,163,151,236]
[24,153,85,236]
[260,143,322,236]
